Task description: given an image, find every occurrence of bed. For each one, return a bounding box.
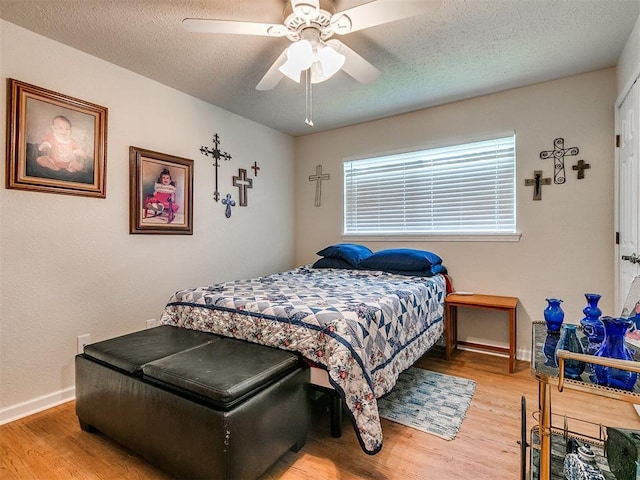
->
[160,247,448,455]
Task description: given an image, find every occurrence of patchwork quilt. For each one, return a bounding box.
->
[160,266,446,454]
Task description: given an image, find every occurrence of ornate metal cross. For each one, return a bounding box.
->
[200,133,232,202]
[251,161,260,176]
[572,159,590,179]
[539,137,578,184]
[308,164,330,207]
[232,168,253,207]
[222,193,236,218]
[524,170,551,201]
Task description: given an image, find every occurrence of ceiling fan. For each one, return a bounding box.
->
[183,0,441,91]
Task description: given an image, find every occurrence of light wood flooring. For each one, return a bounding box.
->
[2,349,639,480]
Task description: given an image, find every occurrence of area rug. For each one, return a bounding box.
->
[377,367,476,440]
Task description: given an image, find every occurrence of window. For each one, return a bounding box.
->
[343,135,516,236]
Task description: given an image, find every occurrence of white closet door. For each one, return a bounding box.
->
[617,76,640,313]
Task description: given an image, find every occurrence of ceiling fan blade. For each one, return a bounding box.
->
[330,0,442,35]
[182,18,287,37]
[326,40,380,84]
[290,0,321,18]
[256,49,288,91]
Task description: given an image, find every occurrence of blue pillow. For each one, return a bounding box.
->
[312,257,354,269]
[359,248,443,272]
[380,264,448,277]
[316,243,373,268]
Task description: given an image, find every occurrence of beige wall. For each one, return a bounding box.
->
[0,21,295,422]
[294,69,617,359]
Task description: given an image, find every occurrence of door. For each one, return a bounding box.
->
[617,76,640,313]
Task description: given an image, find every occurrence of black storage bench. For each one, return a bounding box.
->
[75,325,309,480]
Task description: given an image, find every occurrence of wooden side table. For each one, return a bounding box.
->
[445,293,519,373]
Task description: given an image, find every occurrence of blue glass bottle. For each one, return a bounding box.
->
[580,293,604,355]
[544,298,564,332]
[593,316,637,391]
[555,324,585,380]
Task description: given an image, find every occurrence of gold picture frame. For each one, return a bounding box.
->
[129,146,194,235]
[6,79,108,198]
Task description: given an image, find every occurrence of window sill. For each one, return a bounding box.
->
[341,233,522,243]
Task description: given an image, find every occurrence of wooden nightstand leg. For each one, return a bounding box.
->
[509,308,517,373]
[445,304,456,361]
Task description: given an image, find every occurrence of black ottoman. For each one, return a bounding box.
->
[76,326,309,480]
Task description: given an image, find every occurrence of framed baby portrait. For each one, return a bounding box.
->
[6,78,108,198]
[129,146,194,235]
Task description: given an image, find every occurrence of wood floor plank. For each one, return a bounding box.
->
[1,349,639,479]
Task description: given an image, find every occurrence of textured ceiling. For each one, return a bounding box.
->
[1,0,638,136]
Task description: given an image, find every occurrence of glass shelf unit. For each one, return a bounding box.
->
[529,322,640,480]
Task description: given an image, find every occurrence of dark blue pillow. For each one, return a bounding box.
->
[359,248,443,272]
[316,243,373,268]
[381,264,448,277]
[312,257,354,269]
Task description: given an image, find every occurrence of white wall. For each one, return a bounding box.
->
[0,21,295,422]
[294,69,617,359]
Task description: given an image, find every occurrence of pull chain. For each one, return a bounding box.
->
[304,68,314,127]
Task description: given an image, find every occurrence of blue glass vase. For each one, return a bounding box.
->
[580,293,604,355]
[544,298,564,332]
[543,332,561,368]
[555,324,585,380]
[593,316,637,391]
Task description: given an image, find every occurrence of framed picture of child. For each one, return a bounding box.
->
[129,146,194,235]
[6,78,108,198]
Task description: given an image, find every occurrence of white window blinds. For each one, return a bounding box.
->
[343,135,516,235]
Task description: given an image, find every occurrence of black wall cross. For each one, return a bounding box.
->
[200,133,232,202]
[539,137,578,184]
[524,170,551,201]
[572,159,591,180]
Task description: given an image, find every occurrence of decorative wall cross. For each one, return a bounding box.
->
[572,159,590,179]
[539,137,578,184]
[200,133,232,202]
[222,193,236,218]
[251,161,260,176]
[308,164,330,207]
[524,170,551,201]
[232,168,253,207]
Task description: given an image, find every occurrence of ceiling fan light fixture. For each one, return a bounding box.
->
[279,61,303,83]
[309,62,331,84]
[279,39,316,82]
[286,40,314,69]
[317,45,345,78]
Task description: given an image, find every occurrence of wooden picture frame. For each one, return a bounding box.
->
[129,146,193,235]
[6,79,108,198]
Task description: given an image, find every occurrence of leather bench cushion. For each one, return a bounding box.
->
[142,337,301,409]
[83,325,218,374]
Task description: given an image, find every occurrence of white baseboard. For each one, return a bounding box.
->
[456,344,531,362]
[0,386,75,426]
